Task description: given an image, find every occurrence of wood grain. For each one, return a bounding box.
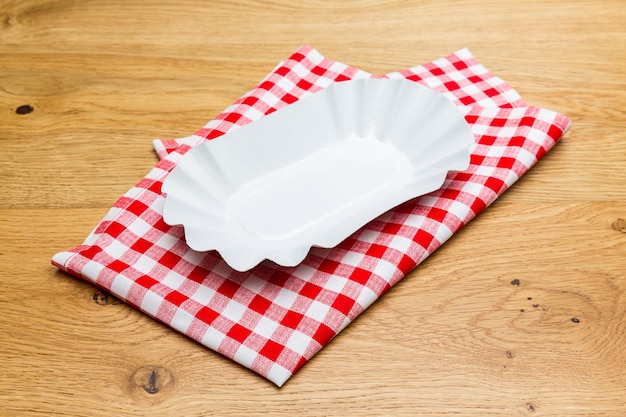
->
[1,0,625,415]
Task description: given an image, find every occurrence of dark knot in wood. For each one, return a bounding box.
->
[130,365,174,396]
[15,104,33,115]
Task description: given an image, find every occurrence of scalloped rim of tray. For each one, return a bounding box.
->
[162,79,474,271]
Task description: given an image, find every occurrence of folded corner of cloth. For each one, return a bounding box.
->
[53,45,571,387]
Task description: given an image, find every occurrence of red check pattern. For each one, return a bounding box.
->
[153,46,526,159]
[53,46,571,387]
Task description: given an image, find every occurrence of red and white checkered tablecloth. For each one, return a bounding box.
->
[53,45,571,387]
[153,46,528,159]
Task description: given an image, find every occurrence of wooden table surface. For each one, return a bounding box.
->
[1,1,625,415]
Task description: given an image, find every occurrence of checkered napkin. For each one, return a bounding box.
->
[52,45,571,387]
